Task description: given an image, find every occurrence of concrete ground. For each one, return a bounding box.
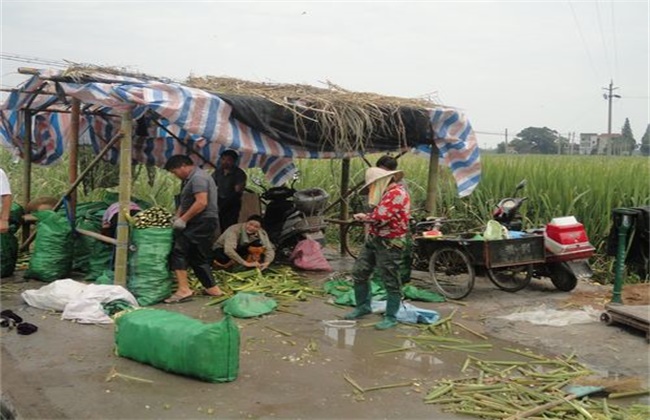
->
[1,252,649,419]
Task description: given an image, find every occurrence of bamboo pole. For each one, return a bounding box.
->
[113,109,133,287]
[68,98,80,215]
[19,133,123,251]
[425,142,440,216]
[339,157,350,255]
[76,228,118,246]
[21,110,32,244]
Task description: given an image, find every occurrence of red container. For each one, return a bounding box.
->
[544,216,594,260]
[545,221,589,245]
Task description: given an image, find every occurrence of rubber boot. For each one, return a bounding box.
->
[375,292,401,330]
[344,282,372,320]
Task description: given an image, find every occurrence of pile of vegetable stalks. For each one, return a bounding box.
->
[379,309,649,419]
[424,349,649,419]
[188,267,325,308]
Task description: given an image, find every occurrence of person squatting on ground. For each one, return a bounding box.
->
[212,214,275,271]
[212,149,247,232]
[0,168,12,234]
[344,167,411,330]
[164,155,223,303]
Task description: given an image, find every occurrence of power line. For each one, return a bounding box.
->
[567,0,601,81]
[609,0,619,81]
[0,53,69,68]
[595,1,613,78]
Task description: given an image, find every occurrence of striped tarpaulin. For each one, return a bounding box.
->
[0,69,481,195]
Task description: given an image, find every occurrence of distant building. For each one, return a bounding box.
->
[579,133,598,155]
[597,133,622,155]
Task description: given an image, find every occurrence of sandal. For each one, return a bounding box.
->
[164,293,193,304]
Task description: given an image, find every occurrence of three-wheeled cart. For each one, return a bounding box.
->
[415,234,547,299]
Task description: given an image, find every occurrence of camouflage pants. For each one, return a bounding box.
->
[352,235,410,294]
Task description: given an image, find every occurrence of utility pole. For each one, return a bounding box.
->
[504,128,508,153]
[603,80,620,156]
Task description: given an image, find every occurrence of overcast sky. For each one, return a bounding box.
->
[1,1,648,148]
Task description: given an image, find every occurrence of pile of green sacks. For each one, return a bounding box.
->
[22,198,173,306]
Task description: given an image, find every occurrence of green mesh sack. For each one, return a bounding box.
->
[72,201,110,280]
[9,202,24,228]
[95,269,115,285]
[115,309,240,383]
[222,292,278,318]
[127,227,173,306]
[402,285,446,302]
[25,210,73,281]
[1,232,18,278]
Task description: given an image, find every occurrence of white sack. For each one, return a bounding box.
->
[21,279,87,311]
[62,284,139,324]
[21,279,139,324]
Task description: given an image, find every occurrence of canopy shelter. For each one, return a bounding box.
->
[0,65,482,285]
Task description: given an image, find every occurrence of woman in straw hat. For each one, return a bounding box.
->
[344,166,411,329]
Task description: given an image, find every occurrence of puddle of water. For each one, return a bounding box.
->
[318,321,650,408]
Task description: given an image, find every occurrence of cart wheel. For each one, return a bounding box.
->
[600,312,613,325]
[428,247,475,300]
[549,265,578,292]
[342,223,367,259]
[487,264,533,292]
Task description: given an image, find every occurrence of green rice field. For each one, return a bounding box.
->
[2,150,648,281]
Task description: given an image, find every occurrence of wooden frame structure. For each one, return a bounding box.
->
[4,66,474,287]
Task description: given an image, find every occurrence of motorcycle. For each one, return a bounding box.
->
[493,180,595,291]
[252,173,329,260]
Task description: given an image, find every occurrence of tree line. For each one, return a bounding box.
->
[496,118,650,156]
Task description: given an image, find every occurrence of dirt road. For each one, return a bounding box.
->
[1,254,648,419]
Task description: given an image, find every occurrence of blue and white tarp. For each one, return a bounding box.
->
[0,69,481,195]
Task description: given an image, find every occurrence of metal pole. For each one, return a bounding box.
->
[113,109,133,287]
[611,208,636,304]
[607,81,613,156]
[425,142,440,216]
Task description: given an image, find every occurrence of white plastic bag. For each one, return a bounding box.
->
[62,284,139,324]
[21,279,86,311]
[21,279,139,324]
[484,220,508,240]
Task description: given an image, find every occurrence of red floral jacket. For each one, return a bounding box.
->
[368,183,411,239]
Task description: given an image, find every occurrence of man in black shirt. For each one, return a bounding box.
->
[212,149,247,232]
[164,155,223,303]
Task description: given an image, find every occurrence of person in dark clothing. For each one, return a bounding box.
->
[164,155,223,303]
[212,149,247,233]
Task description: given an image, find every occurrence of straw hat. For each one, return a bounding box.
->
[360,167,404,193]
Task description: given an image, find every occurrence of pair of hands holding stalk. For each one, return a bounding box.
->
[242,260,270,271]
[172,217,186,230]
[353,213,371,222]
